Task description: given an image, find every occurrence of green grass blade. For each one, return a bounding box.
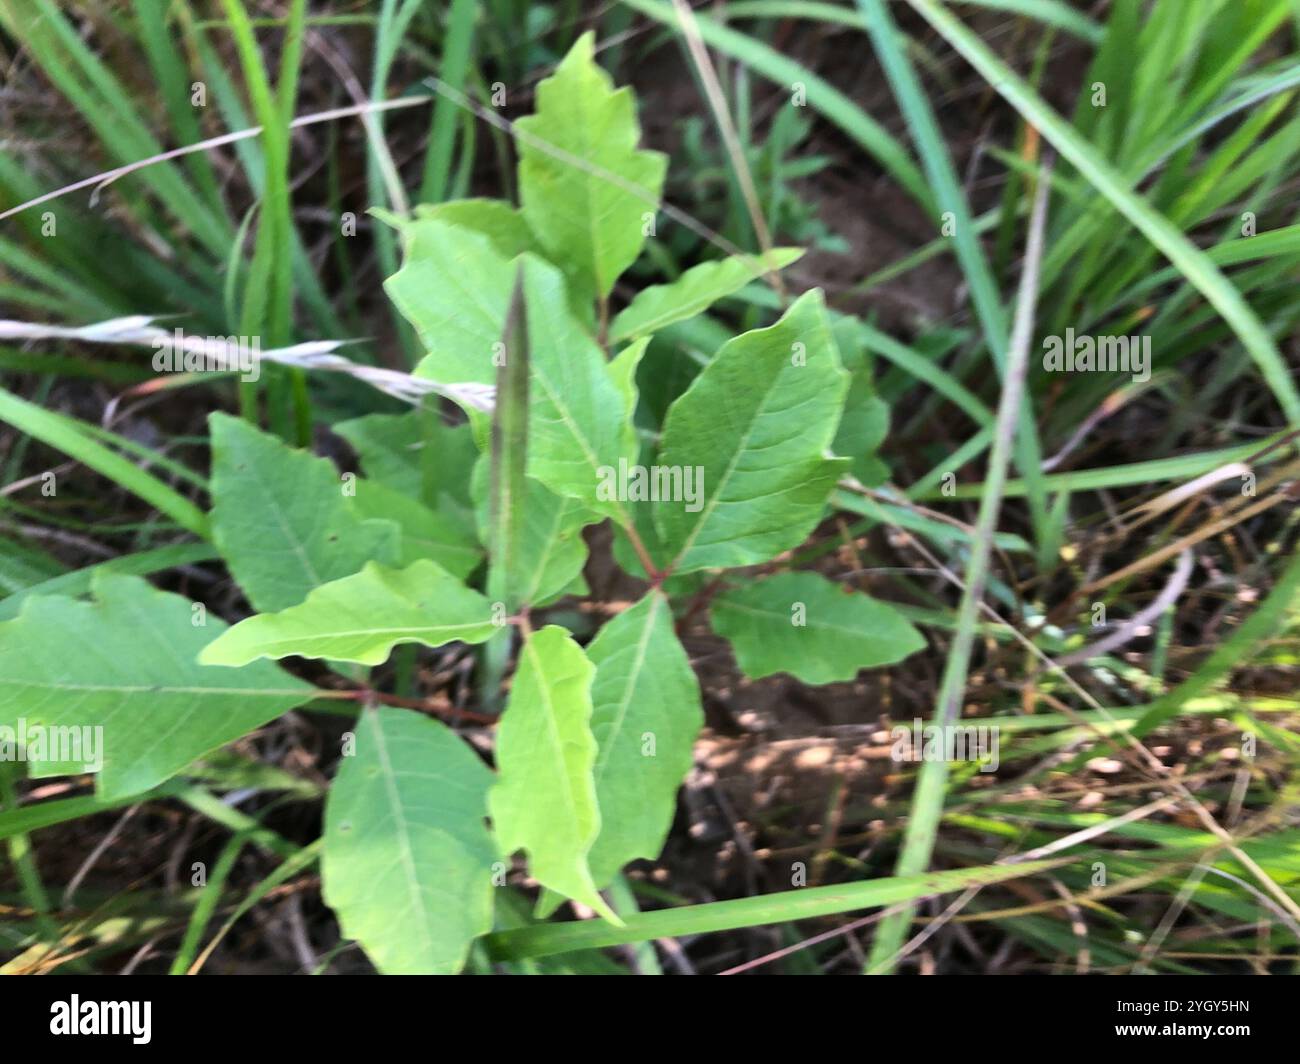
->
[219,0,310,439]
[859,324,994,428]
[0,782,189,843]
[0,765,77,968]
[482,858,1068,961]
[908,0,1300,425]
[419,0,478,204]
[621,0,932,211]
[723,0,1102,42]
[169,830,249,975]
[0,388,210,538]
[928,431,1294,499]
[182,12,344,339]
[866,155,1051,974]
[186,840,322,974]
[857,0,1051,562]
[131,0,226,215]
[1133,541,1300,738]
[0,544,218,622]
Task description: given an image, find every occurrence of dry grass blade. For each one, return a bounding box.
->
[0,96,433,225]
[668,0,788,299]
[0,316,494,412]
[866,154,1057,974]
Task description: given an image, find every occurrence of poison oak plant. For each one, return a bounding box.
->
[0,33,928,974]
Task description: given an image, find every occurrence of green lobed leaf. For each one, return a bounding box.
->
[609,248,804,342]
[388,247,639,527]
[348,479,481,578]
[833,327,892,486]
[472,458,598,609]
[322,706,496,974]
[488,625,618,921]
[837,392,891,486]
[0,571,312,800]
[335,409,477,519]
[711,570,926,683]
[608,335,652,410]
[200,559,498,667]
[516,31,667,303]
[413,198,539,260]
[387,216,514,386]
[586,591,703,887]
[209,412,399,612]
[523,255,638,521]
[654,289,849,573]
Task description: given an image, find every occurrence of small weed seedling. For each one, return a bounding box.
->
[0,34,924,974]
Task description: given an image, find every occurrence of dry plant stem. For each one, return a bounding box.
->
[305,27,408,215]
[903,524,1300,928]
[1048,877,1091,974]
[1133,862,1210,974]
[668,0,788,300]
[675,574,728,635]
[61,805,140,910]
[1082,490,1291,595]
[1201,866,1300,940]
[625,523,663,584]
[316,688,495,726]
[1007,796,1181,864]
[883,820,1111,974]
[718,910,885,975]
[1052,548,1194,668]
[867,157,1054,974]
[0,96,434,225]
[0,318,495,413]
[2,72,771,306]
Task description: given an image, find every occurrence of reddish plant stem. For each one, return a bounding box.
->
[622,520,663,585]
[320,687,496,726]
[674,573,727,636]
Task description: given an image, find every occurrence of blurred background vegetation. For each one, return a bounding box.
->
[1,0,1298,974]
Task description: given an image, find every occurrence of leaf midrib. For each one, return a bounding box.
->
[527,637,589,848]
[229,619,493,654]
[592,594,661,785]
[665,357,793,570]
[0,679,307,696]
[367,709,437,965]
[714,599,901,641]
